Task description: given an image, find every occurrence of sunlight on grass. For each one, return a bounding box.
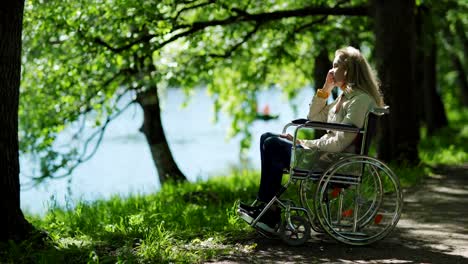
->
[389,163,431,188]
[419,109,468,166]
[2,169,259,263]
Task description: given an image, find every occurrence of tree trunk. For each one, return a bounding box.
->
[419,7,448,134]
[0,0,34,242]
[137,87,187,184]
[451,20,468,106]
[415,9,425,125]
[452,56,468,106]
[443,22,468,107]
[422,38,448,134]
[455,20,468,63]
[372,0,420,163]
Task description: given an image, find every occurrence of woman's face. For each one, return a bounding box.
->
[331,55,346,87]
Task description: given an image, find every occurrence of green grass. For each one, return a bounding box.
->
[1,170,261,264]
[387,163,430,187]
[419,125,468,166]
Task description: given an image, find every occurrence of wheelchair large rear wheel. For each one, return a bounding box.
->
[310,156,403,245]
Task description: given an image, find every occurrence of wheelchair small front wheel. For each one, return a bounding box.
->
[279,215,311,246]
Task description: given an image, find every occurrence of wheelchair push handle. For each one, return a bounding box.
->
[291,118,309,124]
[371,106,390,115]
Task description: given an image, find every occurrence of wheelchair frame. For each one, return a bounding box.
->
[241,106,403,246]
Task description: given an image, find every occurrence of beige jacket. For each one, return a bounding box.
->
[302,89,376,153]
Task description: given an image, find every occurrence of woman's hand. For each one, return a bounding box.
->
[322,70,335,93]
[280,133,294,141]
[280,134,303,146]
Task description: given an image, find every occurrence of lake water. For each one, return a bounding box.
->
[20,87,315,215]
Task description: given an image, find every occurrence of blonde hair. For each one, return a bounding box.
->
[335,46,384,107]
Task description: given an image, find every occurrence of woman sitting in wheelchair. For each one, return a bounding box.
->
[238,46,385,234]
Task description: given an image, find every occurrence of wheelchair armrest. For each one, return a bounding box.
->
[291,118,309,124]
[282,118,310,133]
[303,121,362,133]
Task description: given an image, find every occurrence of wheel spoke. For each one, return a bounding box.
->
[304,156,403,245]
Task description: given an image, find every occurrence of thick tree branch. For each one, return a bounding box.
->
[94,5,368,53]
[209,0,350,60]
[176,6,368,29]
[291,0,353,34]
[177,0,201,4]
[174,0,216,21]
[293,16,329,34]
[230,7,250,17]
[94,36,155,53]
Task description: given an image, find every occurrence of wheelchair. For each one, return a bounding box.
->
[238,106,403,246]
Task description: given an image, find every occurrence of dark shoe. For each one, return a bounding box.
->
[238,205,281,233]
[239,201,264,211]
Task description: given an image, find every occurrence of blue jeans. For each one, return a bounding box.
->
[257,132,303,202]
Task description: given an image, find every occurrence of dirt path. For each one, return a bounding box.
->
[210,164,468,264]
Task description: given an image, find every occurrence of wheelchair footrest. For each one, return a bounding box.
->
[236,208,280,234]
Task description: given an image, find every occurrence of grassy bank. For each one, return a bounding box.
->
[3,170,261,263]
[2,110,467,263]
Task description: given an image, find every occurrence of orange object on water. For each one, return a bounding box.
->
[374,214,383,224]
[262,105,270,115]
[331,187,341,198]
[342,209,353,217]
